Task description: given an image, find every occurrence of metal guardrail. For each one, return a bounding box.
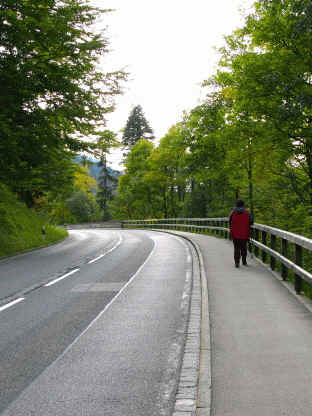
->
[122,218,312,295]
[64,222,122,229]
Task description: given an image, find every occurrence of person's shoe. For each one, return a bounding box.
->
[242,259,247,266]
[235,263,239,268]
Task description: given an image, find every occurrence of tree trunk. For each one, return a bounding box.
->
[247,140,254,219]
[305,138,312,208]
[170,184,176,217]
[163,187,168,218]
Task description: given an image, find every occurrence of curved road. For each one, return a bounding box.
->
[0,229,193,415]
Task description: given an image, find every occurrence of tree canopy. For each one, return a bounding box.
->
[0,0,126,206]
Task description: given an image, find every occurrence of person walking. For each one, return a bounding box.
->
[229,200,253,267]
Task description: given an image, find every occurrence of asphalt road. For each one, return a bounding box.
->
[0,229,192,415]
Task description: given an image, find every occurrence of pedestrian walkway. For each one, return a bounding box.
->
[173,231,312,416]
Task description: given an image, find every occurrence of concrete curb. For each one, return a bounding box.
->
[173,242,201,416]
[150,229,212,416]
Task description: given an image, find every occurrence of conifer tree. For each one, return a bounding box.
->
[96,155,117,220]
[122,105,154,148]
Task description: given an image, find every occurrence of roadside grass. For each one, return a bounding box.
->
[0,185,68,258]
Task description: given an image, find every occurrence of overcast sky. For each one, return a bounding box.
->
[91,0,254,169]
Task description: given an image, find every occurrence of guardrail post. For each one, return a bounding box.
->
[294,244,302,294]
[270,234,276,270]
[281,239,288,280]
[254,229,259,257]
[248,228,253,254]
[262,231,267,263]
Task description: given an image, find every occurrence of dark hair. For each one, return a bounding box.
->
[236,199,245,208]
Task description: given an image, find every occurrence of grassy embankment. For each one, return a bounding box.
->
[0,185,68,257]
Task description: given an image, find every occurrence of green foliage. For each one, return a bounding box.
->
[109,139,161,219]
[148,125,188,217]
[122,105,154,148]
[0,0,126,206]
[66,191,101,223]
[0,185,67,257]
[40,163,103,224]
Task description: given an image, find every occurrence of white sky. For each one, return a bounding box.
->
[91,0,255,169]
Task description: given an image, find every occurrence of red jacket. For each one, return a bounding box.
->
[229,208,252,239]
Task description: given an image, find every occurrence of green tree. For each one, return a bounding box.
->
[109,139,161,219]
[94,130,118,220]
[148,125,188,217]
[0,0,126,206]
[214,0,312,207]
[181,96,235,217]
[122,105,154,148]
[96,156,118,220]
[66,191,100,223]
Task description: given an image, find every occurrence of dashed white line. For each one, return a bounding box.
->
[88,254,105,264]
[0,297,25,313]
[88,235,123,264]
[45,269,80,287]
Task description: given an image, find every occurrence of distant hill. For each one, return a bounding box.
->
[74,156,122,181]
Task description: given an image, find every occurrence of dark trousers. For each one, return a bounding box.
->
[233,239,248,265]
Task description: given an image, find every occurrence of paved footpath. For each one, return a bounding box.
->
[169,231,312,416]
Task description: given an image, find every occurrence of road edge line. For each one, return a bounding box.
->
[150,229,212,416]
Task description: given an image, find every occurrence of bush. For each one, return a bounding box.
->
[0,185,67,257]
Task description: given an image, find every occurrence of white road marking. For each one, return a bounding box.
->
[88,254,105,264]
[0,297,25,313]
[88,235,123,264]
[45,269,80,287]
